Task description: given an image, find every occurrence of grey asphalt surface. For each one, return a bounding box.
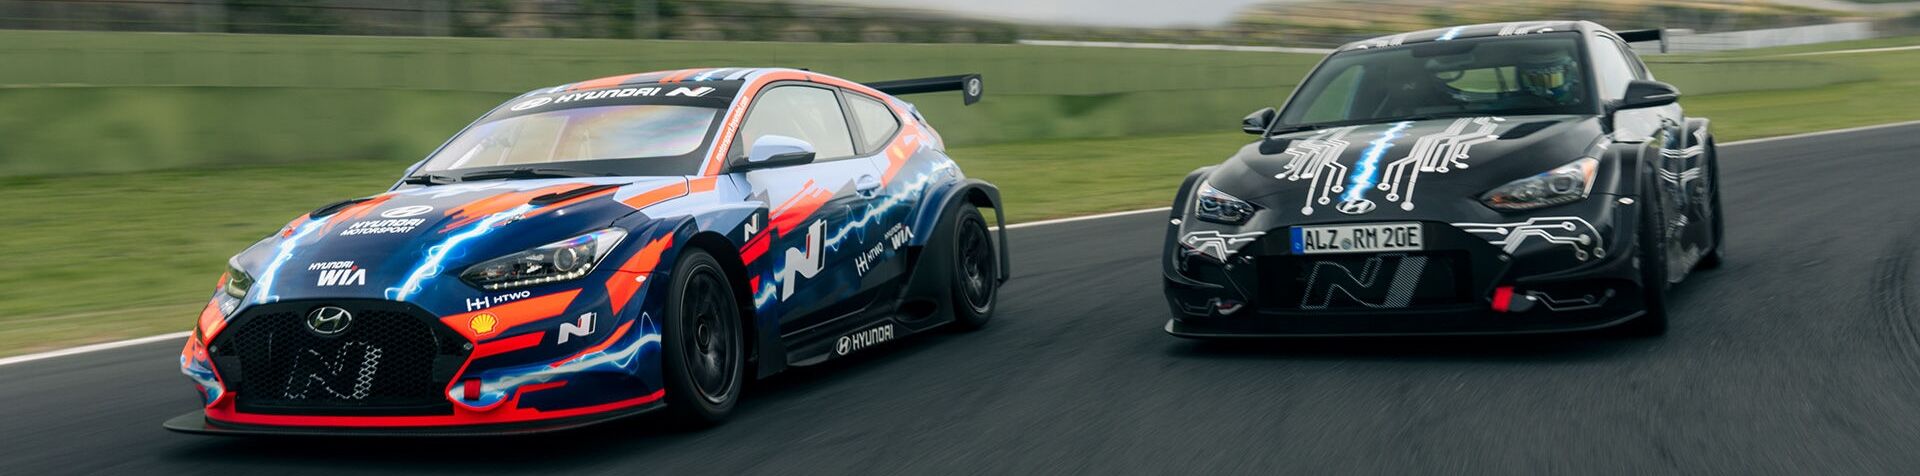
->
[6,123,1920,475]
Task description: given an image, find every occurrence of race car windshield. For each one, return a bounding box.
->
[419,104,719,177]
[1277,34,1593,130]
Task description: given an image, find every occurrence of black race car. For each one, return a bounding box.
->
[1164,21,1722,337]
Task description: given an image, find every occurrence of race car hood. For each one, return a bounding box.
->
[1206,114,1604,220]
[228,176,685,304]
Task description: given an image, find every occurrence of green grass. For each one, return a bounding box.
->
[7,35,1920,357]
[0,29,1321,176]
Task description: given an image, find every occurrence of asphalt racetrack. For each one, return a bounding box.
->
[6,123,1920,474]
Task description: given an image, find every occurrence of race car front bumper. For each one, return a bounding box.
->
[173,296,670,436]
[163,400,663,437]
[1163,218,1649,337]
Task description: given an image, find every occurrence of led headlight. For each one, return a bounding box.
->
[1194,181,1257,224]
[222,258,254,299]
[1481,158,1598,211]
[462,228,627,291]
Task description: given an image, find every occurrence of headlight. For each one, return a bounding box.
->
[222,258,254,299]
[1194,181,1257,224]
[462,228,627,291]
[1481,158,1598,211]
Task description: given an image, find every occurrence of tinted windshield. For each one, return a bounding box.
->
[1279,34,1592,128]
[419,104,720,176]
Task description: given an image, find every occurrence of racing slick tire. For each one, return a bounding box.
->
[1696,140,1726,270]
[946,203,998,331]
[1621,187,1672,337]
[661,248,746,426]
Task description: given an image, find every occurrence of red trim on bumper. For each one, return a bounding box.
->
[203,389,665,429]
[1492,286,1515,313]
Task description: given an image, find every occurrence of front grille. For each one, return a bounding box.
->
[1259,252,1471,311]
[212,300,467,416]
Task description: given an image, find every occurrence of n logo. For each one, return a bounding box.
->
[558,313,596,344]
[667,87,715,97]
[776,220,826,300]
[317,268,366,287]
[743,214,761,241]
[282,342,382,400]
[1300,254,1427,309]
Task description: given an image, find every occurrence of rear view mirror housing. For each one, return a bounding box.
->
[1617,79,1681,110]
[736,135,816,171]
[1243,107,1278,135]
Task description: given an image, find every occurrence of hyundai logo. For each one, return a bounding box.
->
[306,306,353,336]
[509,96,553,111]
[380,205,434,219]
[1336,199,1377,215]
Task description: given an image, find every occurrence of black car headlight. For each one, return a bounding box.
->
[222,258,254,299]
[462,229,627,291]
[1481,158,1598,211]
[1194,181,1257,224]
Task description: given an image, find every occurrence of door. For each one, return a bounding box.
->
[729,83,884,331]
[840,91,918,299]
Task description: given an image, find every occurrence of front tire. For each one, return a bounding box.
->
[1696,139,1726,270]
[947,204,997,331]
[1621,190,1672,337]
[660,249,745,426]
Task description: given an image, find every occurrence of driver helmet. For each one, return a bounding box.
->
[1516,47,1579,104]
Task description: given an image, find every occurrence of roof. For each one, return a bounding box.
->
[1337,21,1602,52]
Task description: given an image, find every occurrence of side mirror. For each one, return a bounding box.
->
[1617,80,1680,110]
[738,135,816,171]
[1242,107,1277,135]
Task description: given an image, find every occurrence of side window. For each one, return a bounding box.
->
[845,93,901,154]
[736,85,857,161]
[1616,38,1653,80]
[1587,36,1636,101]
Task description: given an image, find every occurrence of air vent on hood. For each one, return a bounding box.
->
[1497,121,1557,140]
[529,184,622,206]
[1258,138,1295,155]
[307,198,372,219]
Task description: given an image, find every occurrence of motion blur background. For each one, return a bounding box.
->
[5,0,1920,355]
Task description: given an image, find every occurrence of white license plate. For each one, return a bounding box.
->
[1290,222,1423,255]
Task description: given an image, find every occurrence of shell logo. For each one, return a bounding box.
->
[469,313,499,335]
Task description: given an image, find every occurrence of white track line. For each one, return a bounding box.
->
[8,119,1920,367]
[1000,207,1170,230]
[1783,44,1920,57]
[0,331,190,367]
[1718,119,1920,147]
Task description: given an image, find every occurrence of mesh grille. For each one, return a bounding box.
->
[1260,252,1470,311]
[217,302,462,415]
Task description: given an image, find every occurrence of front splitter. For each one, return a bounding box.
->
[162,401,665,438]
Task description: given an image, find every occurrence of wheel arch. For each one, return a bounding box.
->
[892,179,1006,326]
[674,229,775,378]
[907,179,1007,282]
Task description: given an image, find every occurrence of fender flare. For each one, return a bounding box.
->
[907,178,1008,281]
[610,208,780,378]
[897,179,1007,321]
[1684,117,1712,151]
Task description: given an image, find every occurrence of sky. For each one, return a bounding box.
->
[814,0,1276,28]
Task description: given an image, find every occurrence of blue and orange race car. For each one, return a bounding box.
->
[166,68,1006,435]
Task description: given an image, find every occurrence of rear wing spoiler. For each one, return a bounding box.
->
[1616,29,1668,53]
[864,74,984,106]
